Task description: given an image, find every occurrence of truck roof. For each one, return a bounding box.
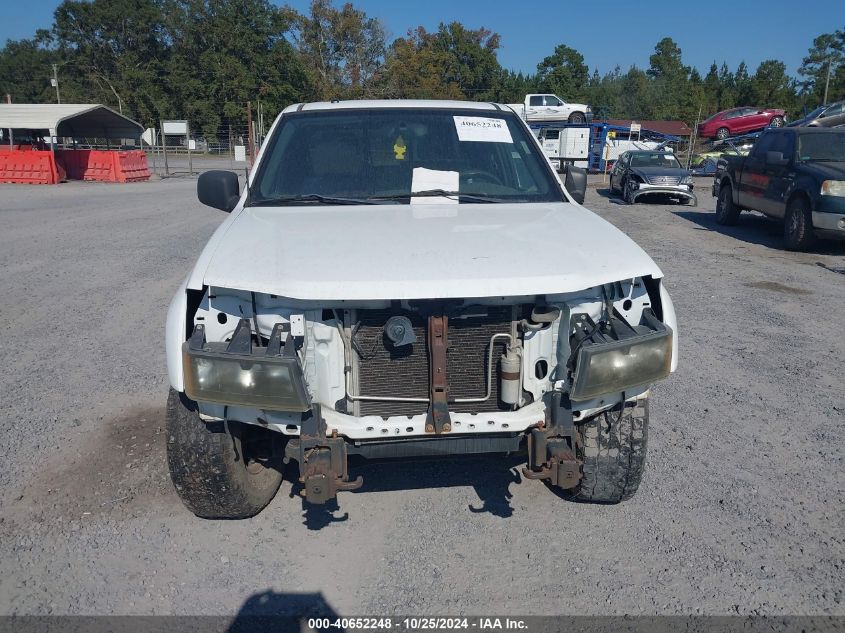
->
[281,99,508,114]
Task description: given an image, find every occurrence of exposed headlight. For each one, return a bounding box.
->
[680,175,693,185]
[821,180,845,197]
[183,346,311,411]
[570,316,673,402]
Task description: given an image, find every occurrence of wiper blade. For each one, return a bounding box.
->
[368,189,509,203]
[249,193,376,206]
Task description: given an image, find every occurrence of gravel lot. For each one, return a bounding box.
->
[0,173,843,619]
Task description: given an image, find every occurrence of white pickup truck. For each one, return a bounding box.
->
[165,99,677,517]
[507,94,592,124]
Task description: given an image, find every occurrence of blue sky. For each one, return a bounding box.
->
[2,0,831,78]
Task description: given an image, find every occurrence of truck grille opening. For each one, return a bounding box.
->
[353,306,513,418]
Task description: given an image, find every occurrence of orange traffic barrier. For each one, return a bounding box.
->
[54,149,151,183]
[0,149,63,184]
[115,150,151,182]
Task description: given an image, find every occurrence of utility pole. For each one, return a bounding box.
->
[51,64,61,104]
[5,93,12,148]
[823,56,832,105]
[246,101,254,168]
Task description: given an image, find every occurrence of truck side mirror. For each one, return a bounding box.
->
[563,165,587,204]
[198,170,241,212]
[765,151,789,166]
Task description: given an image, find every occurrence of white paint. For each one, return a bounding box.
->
[195,202,663,301]
[322,400,547,440]
[411,167,459,204]
[453,116,513,143]
[165,277,188,391]
[289,314,305,337]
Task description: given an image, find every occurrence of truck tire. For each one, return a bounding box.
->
[715,183,740,225]
[570,397,648,503]
[716,127,730,140]
[784,196,815,251]
[568,112,586,124]
[166,388,283,519]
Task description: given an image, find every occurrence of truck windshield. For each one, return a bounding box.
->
[249,108,563,205]
[629,153,681,168]
[797,132,845,162]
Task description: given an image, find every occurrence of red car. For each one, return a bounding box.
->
[698,106,786,140]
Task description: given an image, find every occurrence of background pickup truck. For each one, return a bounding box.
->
[712,127,845,250]
[507,94,592,124]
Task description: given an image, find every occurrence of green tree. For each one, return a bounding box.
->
[0,33,61,103]
[165,0,309,137]
[646,37,690,119]
[647,37,686,81]
[734,61,753,105]
[535,44,588,100]
[717,62,736,110]
[380,22,501,100]
[798,28,844,105]
[53,0,170,123]
[750,60,794,108]
[290,0,386,99]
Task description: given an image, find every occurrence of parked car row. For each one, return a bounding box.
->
[605,126,844,253]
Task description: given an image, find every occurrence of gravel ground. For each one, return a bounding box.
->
[0,175,843,618]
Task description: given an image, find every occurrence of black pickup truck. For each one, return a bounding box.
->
[712,127,845,250]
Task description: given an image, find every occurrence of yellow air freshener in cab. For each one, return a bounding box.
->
[393,135,406,160]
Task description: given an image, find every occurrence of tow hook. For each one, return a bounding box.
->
[285,405,363,504]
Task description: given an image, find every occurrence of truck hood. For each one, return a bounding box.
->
[193,202,663,301]
[800,161,845,180]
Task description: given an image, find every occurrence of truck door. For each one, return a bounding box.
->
[526,95,543,120]
[544,95,566,119]
[760,131,795,218]
[737,132,776,211]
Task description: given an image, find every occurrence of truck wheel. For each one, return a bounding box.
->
[166,388,283,519]
[770,116,784,128]
[784,196,815,251]
[716,127,730,140]
[568,112,586,124]
[715,183,740,225]
[571,397,648,503]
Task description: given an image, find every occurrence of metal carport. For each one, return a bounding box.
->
[0,103,143,142]
[0,104,149,184]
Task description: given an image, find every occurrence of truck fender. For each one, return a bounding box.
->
[659,281,679,373]
[165,278,189,392]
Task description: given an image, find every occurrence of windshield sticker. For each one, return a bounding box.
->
[393,135,407,160]
[453,116,513,143]
[411,167,459,205]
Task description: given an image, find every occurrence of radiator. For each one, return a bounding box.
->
[353,306,513,417]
